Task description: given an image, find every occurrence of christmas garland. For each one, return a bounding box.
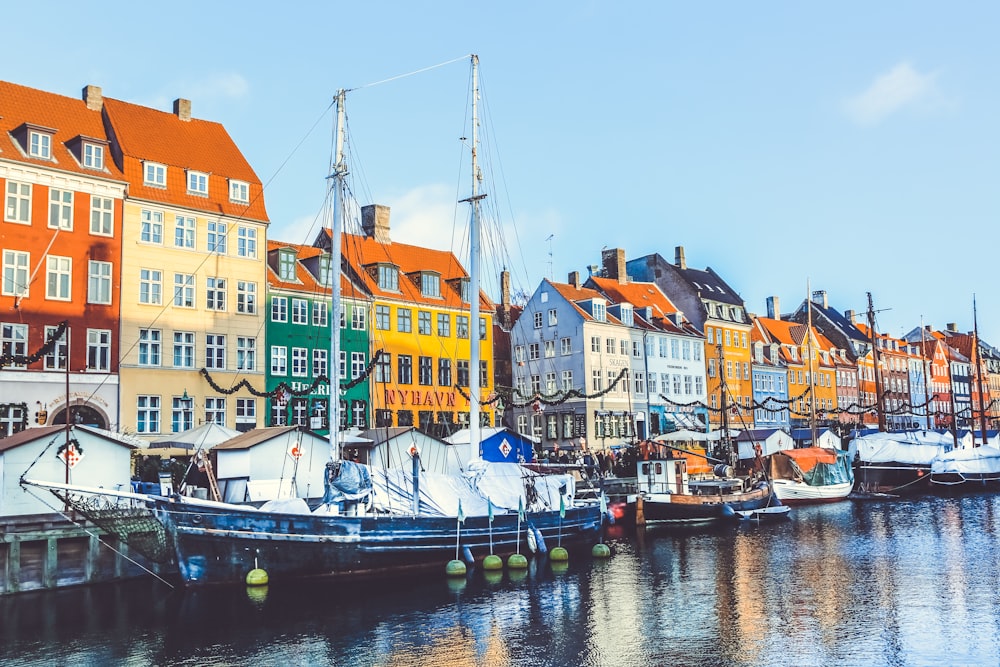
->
[0,320,68,368]
[0,402,29,433]
[457,367,630,409]
[199,350,383,398]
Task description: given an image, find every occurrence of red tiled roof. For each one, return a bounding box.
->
[0,80,124,181]
[102,97,268,222]
[266,239,366,299]
[546,280,623,325]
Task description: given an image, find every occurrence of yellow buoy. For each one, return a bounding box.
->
[550,546,569,562]
[592,543,612,558]
[246,568,269,587]
[507,553,529,570]
[483,554,503,571]
[446,559,467,577]
[551,560,569,575]
[246,585,269,606]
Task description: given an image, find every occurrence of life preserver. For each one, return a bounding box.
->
[409,444,418,458]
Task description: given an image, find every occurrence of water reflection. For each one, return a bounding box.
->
[5,495,1000,666]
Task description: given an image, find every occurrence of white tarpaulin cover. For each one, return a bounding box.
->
[931,446,1000,476]
[853,434,948,465]
[368,460,575,517]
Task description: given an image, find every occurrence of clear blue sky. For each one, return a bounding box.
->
[7,2,1000,342]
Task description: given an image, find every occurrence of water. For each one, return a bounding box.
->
[4,493,1000,667]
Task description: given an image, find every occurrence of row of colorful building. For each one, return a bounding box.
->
[2,79,998,450]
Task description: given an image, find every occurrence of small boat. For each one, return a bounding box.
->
[769,447,853,505]
[851,431,948,494]
[734,504,791,522]
[930,445,1000,489]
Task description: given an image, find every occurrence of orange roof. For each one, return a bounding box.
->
[545,280,624,325]
[0,80,124,182]
[102,97,268,222]
[266,239,366,299]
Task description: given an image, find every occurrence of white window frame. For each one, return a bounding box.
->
[46,255,72,301]
[312,302,328,327]
[271,346,287,375]
[173,273,195,308]
[2,250,30,297]
[140,209,163,244]
[187,170,209,196]
[87,260,112,305]
[29,130,52,159]
[291,347,308,377]
[313,349,328,377]
[206,334,226,370]
[144,162,166,187]
[292,298,308,324]
[83,143,104,170]
[139,268,162,305]
[205,397,225,424]
[237,336,256,371]
[136,395,161,433]
[271,296,288,322]
[138,328,162,366]
[206,277,226,311]
[1,323,28,369]
[90,195,113,235]
[43,324,68,371]
[5,181,31,224]
[173,331,195,368]
[229,179,249,203]
[237,226,257,258]
[207,220,227,254]
[174,215,196,249]
[87,329,111,371]
[237,281,257,314]
[48,188,73,230]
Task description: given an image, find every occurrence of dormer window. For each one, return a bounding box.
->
[29,130,52,159]
[318,254,333,287]
[420,272,441,298]
[732,307,743,322]
[229,179,249,203]
[376,264,399,291]
[592,300,607,322]
[144,162,167,188]
[620,305,632,325]
[187,171,209,196]
[278,249,297,281]
[459,278,471,303]
[83,143,104,170]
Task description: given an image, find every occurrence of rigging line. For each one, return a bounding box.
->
[350,55,472,92]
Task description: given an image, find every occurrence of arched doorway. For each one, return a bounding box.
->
[51,404,107,429]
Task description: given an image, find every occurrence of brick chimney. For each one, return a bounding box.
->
[766,296,780,320]
[812,290,828,309]
[601,248,626,284]
[82,85,103,111]
[361,204,391,244]
[947,323,958,332]
[568,271,580,289]
[675,246,687,270]
[173,98,192,121]
[500,270,511,309]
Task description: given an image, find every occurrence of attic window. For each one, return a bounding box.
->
[592,300,607,322]
[230,179,249,203]
[83,142,104,170]
[420,272,441,298]
[375,264,399,291]
[620,305,632,325]
[187,171,208,196]
[458,277,471,303]
[144,162,167,188]
[28,129,52,159]
[278,249,297,281]
[318,254,333,286]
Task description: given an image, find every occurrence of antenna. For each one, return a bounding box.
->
[545,234,554,280]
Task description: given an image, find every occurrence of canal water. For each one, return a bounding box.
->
[3,492,1000,667]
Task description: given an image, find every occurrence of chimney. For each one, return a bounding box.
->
[601,248,626,284]
[925,325,932,332]
[947,323,958,332]
[675,246,687,270]
[82,85,103,111]
[812,290,828,309]
[501,270,511,309]
[766,296,780,320]
[845,309,855,323]
[361,204,391,244]
[568,271,580,289]
[173,98,192,121]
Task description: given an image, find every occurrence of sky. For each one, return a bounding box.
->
[6,2,1000,342]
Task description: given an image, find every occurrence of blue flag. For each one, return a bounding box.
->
[488,497,494,523]
[457,499,465,524]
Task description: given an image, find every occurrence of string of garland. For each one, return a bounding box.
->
[0,320,68,369]
[1,402,29,433]
[199,350,384,398]
[457,368,631,409]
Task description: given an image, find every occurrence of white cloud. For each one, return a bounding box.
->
[843,62,946,126]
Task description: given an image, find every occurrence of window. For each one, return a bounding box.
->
[398,355,413,384]
[138,329,161,366]
[173,331,194,368]
[206,334,226,369]
[88,261,112,304]
[351,352,365,379]
[230,179,249,203]
[46,256,72,300]
[236,281,256,314]
[237,226,257,258]
[0,323,27,368]
[172,396,194,433]
[291,298,308,324]
[438,358,452,386]
[548,309,557,326]
[318,254,332,286]
[419,356,433,385]
[561,370,573,391]
[529,343,540,360]
[42,324,67,370]
[187,171,208,196]
[352,306,366,330]
[144,162,166,187]
[418,310,432,335]
[5,181,31,223]
[437,314,451,337]
[136,396,160,433]
[271,346,287,375]
[174,273,195,308]
[49,189,73,230]
[592,301,606,322]
[29,130,51,159]
[635,372,645,395]
[534,312,543,329]
[376,265,399,291]
[545,340,555,358]
[271,402,288,427]
[397,308,412,333]
[206,277,226,310]
[174,216,195,248]
[312,302,327,327]
[292,347,308,376]
[606,338,615,354]
[313,349,328,377]
[271,296,288,322]
[671,339,680,359]
[456,315,470,339]
[592,370,603,391]
[237,337,256,371]
[87,329,111,371]
[375,305,390,330]
[457,360,470,387]
[682,340,691,360]
[561,337,572,355]
[620,340,628,356]
[140,209,163,244]
[90,196,113,235]
[83,143,104,170]
[139,268,162,305]
[207,221,227,254]
[545,372,557,393]
[421,273,440,297]
[375,353,391,383]
[591,336,600,352]
[633,340,642,357]
[205,397,225,424]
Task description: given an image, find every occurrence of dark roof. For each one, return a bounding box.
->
[680,266,744,307]
[213,426,305,450]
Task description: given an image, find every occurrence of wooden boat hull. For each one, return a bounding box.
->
[151,497,603,585]
[771,479,853,505]
[637,485,772,526]
[853,463,931,495]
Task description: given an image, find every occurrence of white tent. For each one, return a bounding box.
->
[150,422,240,451]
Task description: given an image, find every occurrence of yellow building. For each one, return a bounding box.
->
[317,205,494,435]
[106,96,269,435]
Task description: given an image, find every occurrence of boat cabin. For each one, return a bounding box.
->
[637,458,690,495]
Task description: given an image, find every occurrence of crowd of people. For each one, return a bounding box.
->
[537,444,638,479]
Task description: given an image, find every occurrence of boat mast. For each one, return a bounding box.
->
[866,292,887,432]
[806,284,818,447]
[974,295,989,445]
[329,89,347,460]
[920,316,932,430]
[465,54,485,462]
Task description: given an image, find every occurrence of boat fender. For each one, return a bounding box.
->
[531,525,548,555]
[720,504,736,518]
[526,525,538,553]
[462,546,475,565]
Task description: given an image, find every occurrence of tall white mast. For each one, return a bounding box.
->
[806,282,818,447]
[467,55,484,462]
[329,89,347,460]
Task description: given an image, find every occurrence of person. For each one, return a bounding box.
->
[596,450,606,477]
